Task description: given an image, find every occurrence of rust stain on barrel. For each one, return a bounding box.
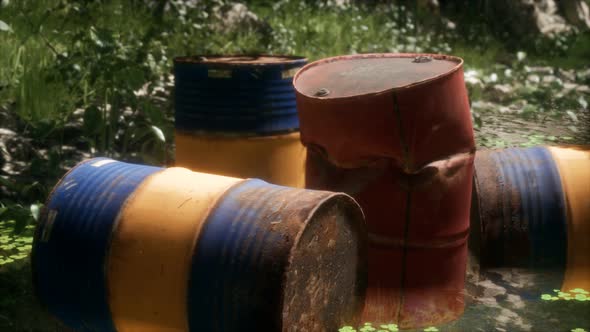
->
[295,53,474,329]
[473,150,527,267]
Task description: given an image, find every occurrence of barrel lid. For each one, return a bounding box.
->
[174,54,307,67]
[294,53,463,99]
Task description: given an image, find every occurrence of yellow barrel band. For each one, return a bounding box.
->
[107,167,242,331]
[175,131,306,188]
[548,146,590,291]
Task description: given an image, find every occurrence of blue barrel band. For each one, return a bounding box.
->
[174,55,306,134]
[174,113,300,135]
[174,78,298,88]
[175,89,297,102]
[188,179,319,331]
[32,158,161,332]
[491,147,567,268]
[175,101,298,113]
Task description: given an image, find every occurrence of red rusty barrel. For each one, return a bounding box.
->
[294,53,475,328]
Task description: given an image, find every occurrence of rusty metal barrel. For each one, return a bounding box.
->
[471,145,590,292]
[174,55,307,187]
[32,158,367,332]
[294,53,475,328]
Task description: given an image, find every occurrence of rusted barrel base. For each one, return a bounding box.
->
[282,195,368,332]
[362,245,466,329]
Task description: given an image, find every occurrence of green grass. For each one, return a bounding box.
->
[246,1,455,60]
[530,32,590,69]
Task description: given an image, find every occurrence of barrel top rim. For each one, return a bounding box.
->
[293,53,464,100]
[174,54,308,66]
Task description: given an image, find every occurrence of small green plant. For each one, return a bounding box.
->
[380,324,399,332]
[520,134,557,147]
[339,322,399,332]
[0,203,38,267]
[540,289,589,302]
[339,326,357,332]
[360,322,376,332]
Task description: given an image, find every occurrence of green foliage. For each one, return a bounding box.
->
[340,322,399,332]
[359,322,376,332]
[255,1,453,60]
[0,19,11,31]
[0,203,37,266]
[537,289,590,332]
[541,289,590,302]
[339,326,357,332]
[0,0,179,157]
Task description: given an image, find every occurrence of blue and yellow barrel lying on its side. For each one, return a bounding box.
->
[174,55,307,188]
[32,158,367,332]
[470,145,590,292]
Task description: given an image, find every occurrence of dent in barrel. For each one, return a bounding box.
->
[294,53,474,328]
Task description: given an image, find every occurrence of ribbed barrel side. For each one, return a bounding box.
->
[107,167,242,332]
[187,179,367,332]
[32,158,160,332]
[174,56,306,135]
[188,179,310,331]
[473,147,568,268]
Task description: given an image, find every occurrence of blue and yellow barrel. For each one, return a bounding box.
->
[32,158,367,332]
[174,55,307,188]
[470,145,590,292]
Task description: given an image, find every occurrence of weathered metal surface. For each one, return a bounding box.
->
[32,158,161,332]
[107,167,242,332]
[471,147,567,269]
[174,55,307,135]
[188,179,367,332]
[294,53,475,328]
[33,159,367,331]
